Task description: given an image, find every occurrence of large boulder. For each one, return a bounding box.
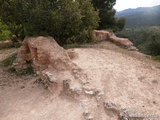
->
[14,36,76,70]
[13,36,85,93]
[93,30,138,51]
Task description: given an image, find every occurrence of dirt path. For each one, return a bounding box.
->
[0,44,160,120]
[71,48,160,118]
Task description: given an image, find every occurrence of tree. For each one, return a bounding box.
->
[0,20,11,41]
[0,0,99,45]
[147,35,160,56]
[91,0,125,31]
[114,17,126,31]
[77,0,99,43]
[0,0,23,39]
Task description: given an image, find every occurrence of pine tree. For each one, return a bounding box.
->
[91,0,125,31]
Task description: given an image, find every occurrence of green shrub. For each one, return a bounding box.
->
[146,35,160,56]
[1,53,35,75]
[16,66,34,76]
[116,27,160,56]
[1,53,17,67]
[153,56,160,62]
[0,21,11,41]
[7,66,35,76]
[63,44,82,49]
[0,0,99,45]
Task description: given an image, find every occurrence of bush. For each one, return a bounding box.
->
[0,0,99,45]
[153,55,160,62]
[0,21,11,41]
[145,34,160,56]
[16,66,35,76]
[1,53,35,75]
[116,27,160,56]
[1,53,17,67]
[63,44,82,49]
[7,66,35,76]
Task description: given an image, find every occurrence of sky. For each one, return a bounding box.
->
[114,0,160,11]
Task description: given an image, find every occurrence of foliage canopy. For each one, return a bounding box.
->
[0,0,125,43]
[91,0,125,31]
[116,27,160,56]
[0,20,11,41]
[0,0,99,45]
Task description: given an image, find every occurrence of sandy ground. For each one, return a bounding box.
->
[0,42,160,120]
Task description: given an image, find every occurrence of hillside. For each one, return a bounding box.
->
[116,5,160,28]
[0,40,160,120]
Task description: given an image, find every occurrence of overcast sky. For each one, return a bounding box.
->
[114,0,160,11]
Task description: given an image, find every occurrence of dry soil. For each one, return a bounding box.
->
[0,42,160,120]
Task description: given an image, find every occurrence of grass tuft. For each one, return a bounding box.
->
[153,56,160,62]
[1,52,35,76]
[16,66,35,76]
[1,53,17,67]
[63,44,82,49]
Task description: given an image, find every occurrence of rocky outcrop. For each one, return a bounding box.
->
[13,36,75,70]
[93,30,138,51]
[13,36,84,93]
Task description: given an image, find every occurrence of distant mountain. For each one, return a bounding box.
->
[116,5,160,28]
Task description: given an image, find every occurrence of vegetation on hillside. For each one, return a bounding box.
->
[0,20,11,41]
[116,26,160,59]
[116,5,160,28]
[116,5,160,61]
[92,0,125,31]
